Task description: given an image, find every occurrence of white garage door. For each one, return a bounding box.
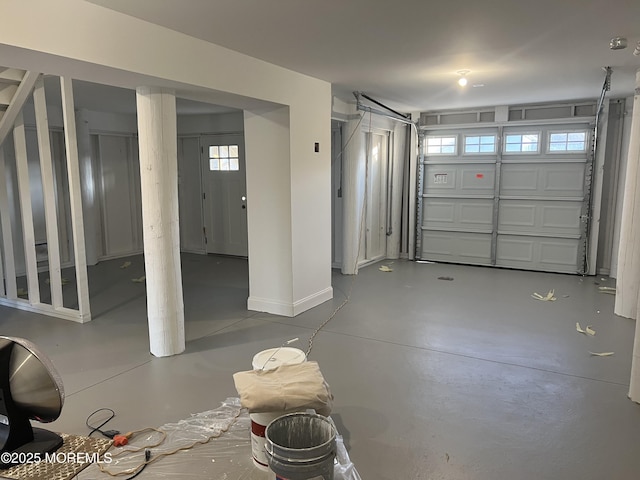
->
[417,123,592,274]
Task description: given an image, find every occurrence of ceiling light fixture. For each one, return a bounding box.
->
[457,70,470,87]
[609,37,627,50]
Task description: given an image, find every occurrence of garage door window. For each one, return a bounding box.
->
[504,133,540,154]
[548,131,587,152]
[464,135,496,154]
[426,136,457,155]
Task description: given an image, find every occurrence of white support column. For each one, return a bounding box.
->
[615,71,640,320]
[75,109,98,266]
[0,148,16,299]
[136,86,184,357]
[341,114,365,275]
[60,77,91,322]
[13,111,40,304]
[33,77,63,308]
[617,70,640,402]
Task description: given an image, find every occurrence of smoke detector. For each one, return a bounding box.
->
[609,37,627,50]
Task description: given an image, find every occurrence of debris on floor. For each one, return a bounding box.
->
[45,277,69,285]
[131,275,146,283]
[438,276,454,281]
[120,261,132,269]
[379,265,393,272]
[598,286,616,295]
[576,323,596,336]
[589,351,614,357]
[531,290,556,301]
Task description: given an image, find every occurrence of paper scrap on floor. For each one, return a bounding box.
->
[589,351,614,357]
[598,286,616,295]
[131,275,146,283]
[379,265,393,272]
[532,289,556,301]
[120,261,132,269]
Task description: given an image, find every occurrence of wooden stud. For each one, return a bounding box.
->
[60,77,91,322]
[13,111,40,304]
[0,71,39,146]
[33,77,63,308]
[0,148,17,299]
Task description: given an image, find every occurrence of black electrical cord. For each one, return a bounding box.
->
[86,408,120,439]
[123,450,151,480]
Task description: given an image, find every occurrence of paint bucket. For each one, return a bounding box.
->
[250,347,307,470]
[265,412,337,480]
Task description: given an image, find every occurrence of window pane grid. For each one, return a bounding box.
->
[464,135,496,154]
[426,136,457,155]
[209,144,239,171]
[504,134,539,153]
[548,131,586,152]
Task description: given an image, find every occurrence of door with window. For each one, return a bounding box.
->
[418,123,591,273]
[201,134,248,257]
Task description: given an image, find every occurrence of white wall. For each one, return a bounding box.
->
[0,0,333,316]
[178,112,244,136]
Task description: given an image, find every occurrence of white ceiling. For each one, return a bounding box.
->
[87,0,640,113]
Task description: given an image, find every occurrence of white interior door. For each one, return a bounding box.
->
[201,134,248,257]
[359,131,388,264]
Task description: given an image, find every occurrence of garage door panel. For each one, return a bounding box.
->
[501,163,585,198]
[421,230,492,265]
[544,167,585,193]
[424,166,457,191]
[419,122,590,274]
[425,164,495,196]
[423,198,493,231]
[496,235,579,273]
[498,200,582,236]
[460,167,495,190]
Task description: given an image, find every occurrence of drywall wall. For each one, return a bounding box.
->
[178,112,244,136]
[0,0,333,316]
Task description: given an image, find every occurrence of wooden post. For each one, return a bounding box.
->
[136,87,185,357]
[618,70,640,401]
[60,77,91,322]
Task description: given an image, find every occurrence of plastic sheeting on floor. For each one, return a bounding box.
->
[76,397,360,479]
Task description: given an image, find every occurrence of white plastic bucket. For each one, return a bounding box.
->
[250,347,307,470]
[252,347,307,371]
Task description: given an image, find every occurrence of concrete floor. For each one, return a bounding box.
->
[1,254,640,479]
